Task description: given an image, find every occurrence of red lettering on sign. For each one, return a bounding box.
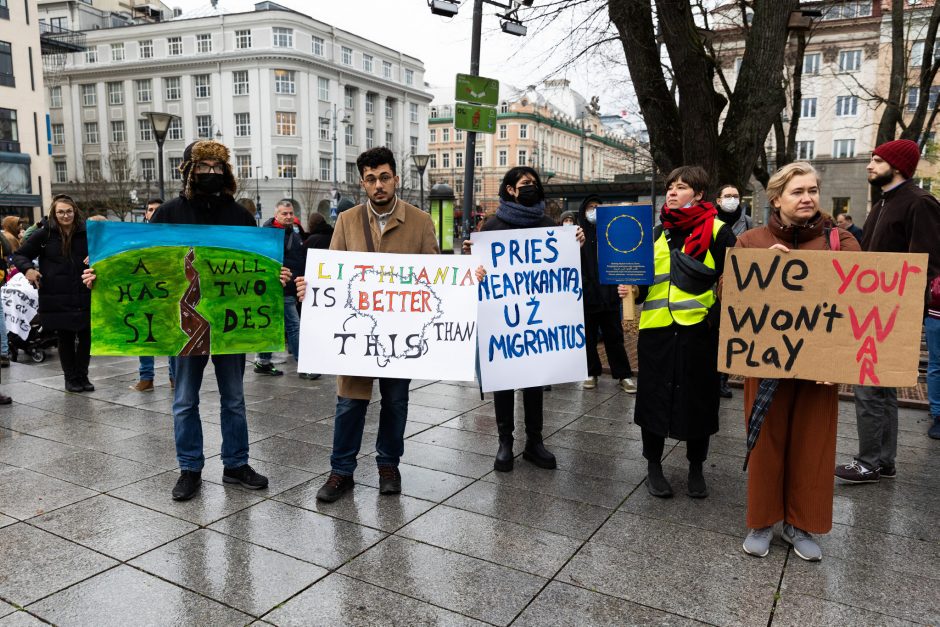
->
[855,336,878,364]
[859,359,880,386]
[849,306,899,342]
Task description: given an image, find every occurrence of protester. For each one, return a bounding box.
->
[929,277,940,438]
[254,199,305,378]
[14,195,92,393]
[577,195,635,393]
[314,146,439,503]
[0,220,13,367]
[835,139,940,481]
[84,140,295,501]
[303,212,334,250]
[1,216,21,252]
[835,213,863,243]
[619,166,735,499]
[559,210,577,226]
[736,162,860,561]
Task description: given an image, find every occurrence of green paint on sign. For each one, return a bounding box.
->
[455,103,497,134]
[455,73,499,106]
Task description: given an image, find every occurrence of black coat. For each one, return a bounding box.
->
[13,221,90,331]
[263,218,305,298]
[576,197,620,313]
[150,192,256,227]
[303,222,334,251]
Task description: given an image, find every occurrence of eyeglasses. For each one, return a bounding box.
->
[194,163,224,174]
[721,194,740,199]
[362,173,395,186]
[55,209,74,216]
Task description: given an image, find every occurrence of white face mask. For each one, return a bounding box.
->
[720,197,740,213]
[585,209,597,224]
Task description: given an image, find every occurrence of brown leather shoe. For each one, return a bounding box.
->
[130,380,154,392]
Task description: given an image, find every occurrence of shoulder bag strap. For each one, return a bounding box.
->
[361,205,375,253]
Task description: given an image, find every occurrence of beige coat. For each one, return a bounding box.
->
[330,198,440,399]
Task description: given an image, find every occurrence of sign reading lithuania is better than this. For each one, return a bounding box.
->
[297,250,479,381]
[719,248,928,387]
[88,221,285,356]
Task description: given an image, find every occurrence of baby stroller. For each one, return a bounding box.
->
[8,313,58,363]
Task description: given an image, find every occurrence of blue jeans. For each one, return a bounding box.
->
[138,356,154,381]
[173,354,248,471]
[926,316,940,416]
[258,295,300,363]
[330,378,410,476]
[168,356,177,381]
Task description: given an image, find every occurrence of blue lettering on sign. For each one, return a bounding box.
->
[486,323,586,362]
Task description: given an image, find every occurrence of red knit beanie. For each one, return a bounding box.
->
[873,139,920,179]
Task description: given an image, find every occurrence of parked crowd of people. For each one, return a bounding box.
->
[1,138,937,565]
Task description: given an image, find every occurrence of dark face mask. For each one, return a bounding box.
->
[193,173,225,195]
[516,185,540,207]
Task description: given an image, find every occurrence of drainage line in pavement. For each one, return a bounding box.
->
[766,549,790,627]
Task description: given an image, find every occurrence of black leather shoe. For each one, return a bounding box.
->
[646,462,674,498]
[172,470,202,501]
[687,462,708,498]
[719,375,732,398]
[378,465,402,494]
[0,394,11,405]
[223,464,268,490]
[316,473,355,502]
[65,378,85,393]
[81,377,95,392]
[522,438,556,469]
[494,435,514,472]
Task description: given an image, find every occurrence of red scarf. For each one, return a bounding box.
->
[660,201,718,259]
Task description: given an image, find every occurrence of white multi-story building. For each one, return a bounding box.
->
[41,2,433,220]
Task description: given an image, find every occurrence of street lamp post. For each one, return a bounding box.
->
[327,104,351,190]
[255,165,263,225]
[143,111,180,200]
[412,154,430,212]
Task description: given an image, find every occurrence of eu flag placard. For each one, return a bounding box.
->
[596,204,655,285]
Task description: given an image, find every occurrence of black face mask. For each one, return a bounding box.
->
[516,185,540,207]
[193,173,225,195]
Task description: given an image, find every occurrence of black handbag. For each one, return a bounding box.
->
[669,247,717,294]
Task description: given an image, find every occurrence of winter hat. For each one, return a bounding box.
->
[178,140,237,199]
[872,139,920,179]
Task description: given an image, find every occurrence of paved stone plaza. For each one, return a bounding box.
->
[0,355,937,626]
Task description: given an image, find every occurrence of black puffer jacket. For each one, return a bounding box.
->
[303,221,334,251]
[263,218,305,298]
[577,195,620,313]
[13,220,90,331]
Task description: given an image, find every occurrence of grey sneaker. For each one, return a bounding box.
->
[619,377,637,394]
[582,376,598,390]
[783,524,822,561]
[742,526,773,557]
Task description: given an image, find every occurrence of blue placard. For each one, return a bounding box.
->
[596,204,654,285]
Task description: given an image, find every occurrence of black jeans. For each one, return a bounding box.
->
[641,428,709,464]
[56,328,91,382]
[493,387,544,440]
[584,309,633,380]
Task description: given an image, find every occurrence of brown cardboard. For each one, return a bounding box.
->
[718,249,928,387]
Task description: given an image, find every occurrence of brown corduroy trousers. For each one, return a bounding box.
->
[744,378,839,534]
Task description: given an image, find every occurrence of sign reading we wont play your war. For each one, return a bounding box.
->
[719,249,928,387]
[88,222,285,356]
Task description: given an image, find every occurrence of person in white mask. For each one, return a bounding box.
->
[715,184,753,237]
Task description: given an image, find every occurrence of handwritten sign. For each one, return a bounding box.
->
[88,222,284,356]
[1,274,39,341]
[472,226,588,392]
[297,250,478,381]
[719,249,927,387]
[596,204,654,285]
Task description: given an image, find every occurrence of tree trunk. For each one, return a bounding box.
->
[876,0,907,145]
[900,2,940,142]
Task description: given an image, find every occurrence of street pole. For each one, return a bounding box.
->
[332,103,339,187]
[156,140,166,200]
[255,165,262,226]
[579,121,585,182]
[419,174,425,214]
[461,0,483,242]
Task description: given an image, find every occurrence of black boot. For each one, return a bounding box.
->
[64,376,84,393]
[718,374,732,398]
[522,437,556,469]
[646,461,673,497]
[494,435,514,472]
[687,462,708,498]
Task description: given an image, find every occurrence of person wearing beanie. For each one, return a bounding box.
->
[835,138,940,482]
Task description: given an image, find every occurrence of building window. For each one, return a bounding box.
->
[81,84,97,106]
[168,157,183,179]
[410,135,418,154]
[167,118,182,141]
[429,154,436,168]
[498,150,507,166]
[85,47,97,64]
[385,131,393,146]
[318,77,329,101]
[832,197,850,216]
[342,46,352,65]
[196,34,212,53]
[85,159,101,181]
[49,86,62,108]
[835,95,858,117]
[500,101,509,114]
[273,27,293,48]
[196,115,212,139]
[235,29,251,49]
[274,69,295,95]
[139,40,153,59]
[803,53,820,75]
[136,79,152,103]
[498,124,507,139]
[84,122,98,144]
[51,123,64,145]
[312,35,324,56]
[167,36,182,56]
[362,53,373,73]
[455,152,463,168]
[345,86,355,110]
[833,138,856,158]
[474,178,481,193]
[800,97,816,118]
[383,60,392,79]
[275,111,296,136]
[137,119,153,141]
[110,43,124,61]
[236,154,252,179]
[475,151,483,167]
[442,128,450,142]
[232,70,249,96]
[366,128,374,148]
[429,129,436,143]
[194,74,211,99]
[796,140,815,160]
[107,81,124,105]
[442,152,450,168]
[318,117,330,141]
[343,162,355,184]
[409,103,419,124]
[822,1,872,20]
[140,158,155,181]
[164,77,181,100]
[277,154,297,178]
[456,129,463,141]
[345,124,354,146]
[405,69,414,85]
[518,149,527,166]
[54,161,67,183]
[235,112,251,137]
[838,50,861,72]
[111,120,126,143]
[366,93,376,115]
[519,124,528,139]
[385,98,393,119]
[910,41,940,67]
[908,87,919,111]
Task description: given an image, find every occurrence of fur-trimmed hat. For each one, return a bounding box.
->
[178,140,238,199]
[872,139,920,179]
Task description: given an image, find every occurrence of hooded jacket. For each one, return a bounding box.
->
[577,195,621,312]
[303,220,334,251]
[263,217,305,297]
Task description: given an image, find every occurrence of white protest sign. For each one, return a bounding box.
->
[298,250,479,381]
[1,273,39,340]
[472,225,588,393]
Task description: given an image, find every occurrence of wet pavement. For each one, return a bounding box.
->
[0,355,937,626]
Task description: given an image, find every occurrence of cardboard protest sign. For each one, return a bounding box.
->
[596,204,655,285]
[1,273,39,341]
[297,250,478,381]
[719,248,928,387]
[88,221,284,356]
[472,226,588,392]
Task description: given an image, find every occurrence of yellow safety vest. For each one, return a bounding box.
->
[639,221,724,329]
